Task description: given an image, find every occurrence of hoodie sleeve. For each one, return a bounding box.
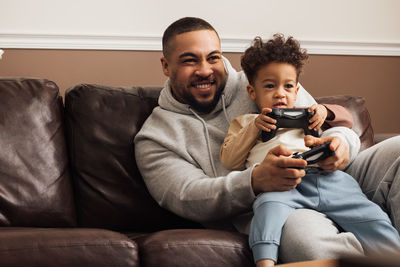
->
[321,126,360,164]
[134,112,257,223]
[294,83,317,107]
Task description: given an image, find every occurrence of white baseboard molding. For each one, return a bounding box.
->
[1,33,400,56]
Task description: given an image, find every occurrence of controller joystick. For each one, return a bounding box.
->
[291,142,335,166]
[261,108,318,142]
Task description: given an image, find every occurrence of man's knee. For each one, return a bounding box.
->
[376,136,400,158]
[278,209,363,263]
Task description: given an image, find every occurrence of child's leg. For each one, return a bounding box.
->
[249,200,295,264]
[320,171,400,255]
[249,181,318,264]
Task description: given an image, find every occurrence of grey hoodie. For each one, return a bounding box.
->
[134,58,360,232]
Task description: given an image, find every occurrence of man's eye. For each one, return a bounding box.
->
[208,55,220,62]
[183,58,196,64]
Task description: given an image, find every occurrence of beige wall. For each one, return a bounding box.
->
[2,0,399,43]
[0,49,399,134]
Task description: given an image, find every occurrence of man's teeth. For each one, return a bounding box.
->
[195,84,211,89]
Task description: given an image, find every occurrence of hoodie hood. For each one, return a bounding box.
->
[158,57,239,116]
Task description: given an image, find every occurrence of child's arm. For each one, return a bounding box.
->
[322,104,354,129]
[220,114,261,170]
[308,104,354,131]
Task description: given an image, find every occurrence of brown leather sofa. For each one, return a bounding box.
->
[0,77,387,267]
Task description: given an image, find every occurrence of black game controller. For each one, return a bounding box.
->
[291,142,335,165]
[261,108,319,142]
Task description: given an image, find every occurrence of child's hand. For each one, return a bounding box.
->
[254,107,277,132]
[308,104,327,130]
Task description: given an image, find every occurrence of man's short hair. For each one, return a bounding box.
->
[241,34,309,85]
[162,17,219,58]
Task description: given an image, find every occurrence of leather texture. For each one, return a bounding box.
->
[135,229,254,267]
[0,78,76,227]
[0,227,139,267]
[0,79,378,267]
[64,84,200,231]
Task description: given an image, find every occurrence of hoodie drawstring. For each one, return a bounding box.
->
[188,94,231,177]
[221,93,230,124]
[189,107,218,177]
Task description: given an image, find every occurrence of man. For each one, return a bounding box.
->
[134,17,400,262]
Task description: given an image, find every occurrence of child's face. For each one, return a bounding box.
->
[247,62,299,110]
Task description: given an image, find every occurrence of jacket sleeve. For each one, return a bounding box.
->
[322,104,354,129]
[220,115,260,170]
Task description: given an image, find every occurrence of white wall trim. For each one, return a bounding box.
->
[1,33,400,56]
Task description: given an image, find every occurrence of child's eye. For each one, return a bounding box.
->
[265,84,274,89]
[285,84,294,88]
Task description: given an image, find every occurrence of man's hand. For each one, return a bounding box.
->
[251,145,307,194]
[304,135,349,172]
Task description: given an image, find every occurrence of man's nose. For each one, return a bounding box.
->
[195,61,213,77]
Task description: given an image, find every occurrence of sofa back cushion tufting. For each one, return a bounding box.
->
[0,78,76,227]
[65,84,200,231]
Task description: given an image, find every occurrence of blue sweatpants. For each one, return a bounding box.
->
[249,168,400,263]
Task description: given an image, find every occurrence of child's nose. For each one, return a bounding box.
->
[275,87,286,97]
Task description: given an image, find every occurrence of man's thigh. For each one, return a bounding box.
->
[345,136,400,229]
[345,136,400,196]
[279,209,363,263]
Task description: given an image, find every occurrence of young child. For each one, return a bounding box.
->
[220,34,400,267]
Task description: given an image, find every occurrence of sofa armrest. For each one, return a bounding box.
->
[374,133,400,144]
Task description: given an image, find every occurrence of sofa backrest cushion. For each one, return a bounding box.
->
[65,84,200,231]
[0,78,76,227]
[315,95,374,151]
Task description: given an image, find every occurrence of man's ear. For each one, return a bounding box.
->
[247,85,256,101]
[160,57,170,77]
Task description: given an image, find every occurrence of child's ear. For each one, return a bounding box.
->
[247,85,256,101]
[295,84,300,95]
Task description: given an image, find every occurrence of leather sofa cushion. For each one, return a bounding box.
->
[134,229,254,267]
[0,227,139,267]
[65,84,200,231]
[0,78,76,227]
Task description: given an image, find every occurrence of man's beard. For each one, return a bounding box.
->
[183,84,224,114]
[169,69,227,114]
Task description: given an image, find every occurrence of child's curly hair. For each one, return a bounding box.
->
[241,33,309,85]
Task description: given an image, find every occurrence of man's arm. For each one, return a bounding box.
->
[296,84,359,165]
[304,126,361,172]
[135,136,256,223]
